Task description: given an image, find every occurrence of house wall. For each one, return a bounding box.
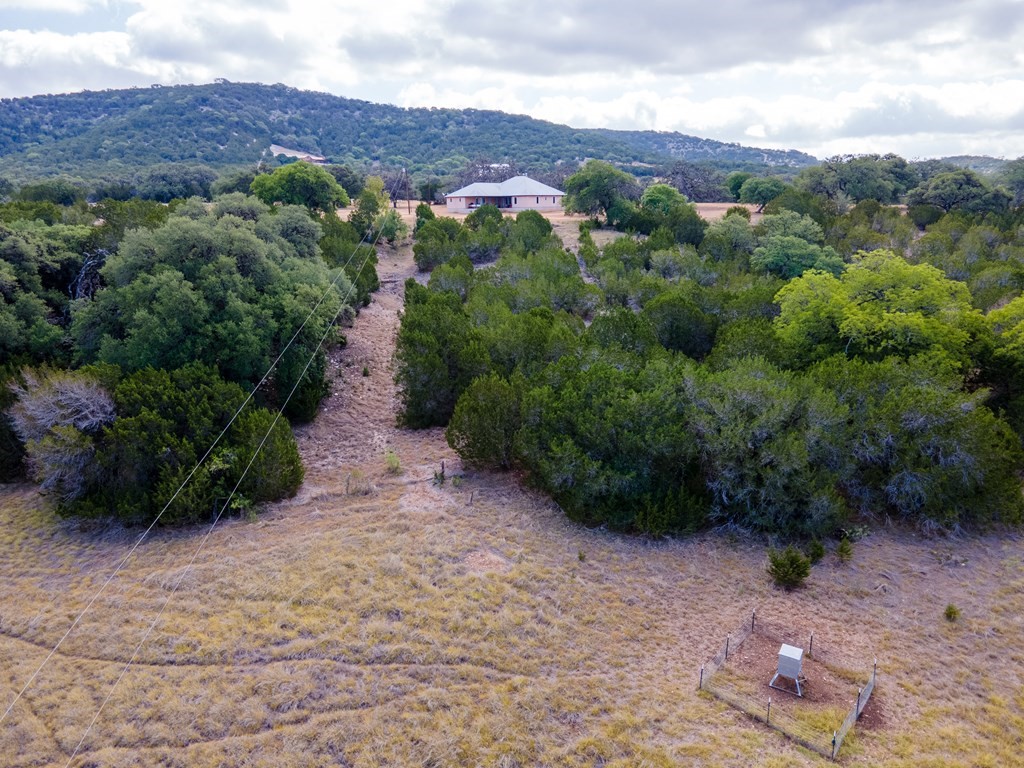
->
[445,194,563,213]
[506,195,563,212]
[444,195,499,214]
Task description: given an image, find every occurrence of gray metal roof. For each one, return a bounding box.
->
[446,175,565,198]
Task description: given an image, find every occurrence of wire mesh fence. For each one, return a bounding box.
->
[833,663,876,757]
[698,610,877,760]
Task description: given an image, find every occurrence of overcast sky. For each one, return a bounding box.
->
[1,0,1023,160]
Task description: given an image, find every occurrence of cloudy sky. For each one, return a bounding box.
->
[1,0,1023,160]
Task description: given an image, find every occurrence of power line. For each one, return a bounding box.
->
[0,186,399,728]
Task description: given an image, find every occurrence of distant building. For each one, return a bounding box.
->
[445,176,565,213]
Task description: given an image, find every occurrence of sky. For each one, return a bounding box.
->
[1,0,1023,160]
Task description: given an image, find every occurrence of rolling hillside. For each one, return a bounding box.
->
[0,81,818,181]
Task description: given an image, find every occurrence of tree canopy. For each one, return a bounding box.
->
[906,169,1011,214]
[775,250,986,368]
[70,197,352,420]
[250,161,350,212]
[739,177,787,211]
[9,364,302,524]
[563,161,640,220]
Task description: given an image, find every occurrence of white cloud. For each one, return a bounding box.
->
[1,0,1023,158]
[0,28,131,71]
[0,0,105,11]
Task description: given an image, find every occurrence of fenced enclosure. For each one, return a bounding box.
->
[698,610,877,760]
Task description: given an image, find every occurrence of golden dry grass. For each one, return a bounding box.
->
[1,219,1023,767]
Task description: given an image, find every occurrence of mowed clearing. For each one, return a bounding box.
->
[1,208,1023,767]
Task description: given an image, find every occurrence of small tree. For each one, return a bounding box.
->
[349,176,398,241]
[640,183,687,215]
[768,546,812,589]
[739,177,787,212]
[445,373,522,469]
[250,161,350,213]
[418,177,443,203]
[836,537,854,563]
[414,202,436,233]
[563,161,640,221]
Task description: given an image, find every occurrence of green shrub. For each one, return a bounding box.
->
[444,372,520,468]
[836,537,854,563]
[414,202,436,233]
[908,203,944,229]
[10,363,303,525]
[231,408,304,504]
[944,603,961,622]
[634,487,707,537]
[384,450,401,475]
[806,539,826,564]
[767,546,812,589]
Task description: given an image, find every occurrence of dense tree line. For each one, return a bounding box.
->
[396,177,1024,539]
[0,179,380,525]
[9,364,302,523]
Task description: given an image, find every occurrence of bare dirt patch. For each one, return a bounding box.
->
[462,548,512,574]
[292,228,458,485]
[694,202,762,224]
[718,629,865,713]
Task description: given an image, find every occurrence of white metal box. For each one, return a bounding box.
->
[778,644,803,680]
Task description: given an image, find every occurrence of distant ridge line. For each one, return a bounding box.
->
[0,81,818,178]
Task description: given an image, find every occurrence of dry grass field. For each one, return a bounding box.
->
[1,210,1023,766]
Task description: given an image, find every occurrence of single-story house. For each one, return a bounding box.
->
[445,176,565,213]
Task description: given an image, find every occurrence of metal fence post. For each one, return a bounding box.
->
[725,635,730,661]
[751,609,756,632]
[809,631,814,658]
[767,696,771,726]
[699,664,704,690]
[831,731,837,760]
[856,688,862,717]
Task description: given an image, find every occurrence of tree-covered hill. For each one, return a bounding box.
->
[0,81,817,181]
[590,128,817,170]
[938,155,1010,176]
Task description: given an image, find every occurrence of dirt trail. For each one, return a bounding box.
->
[293,235,458,485]
[292,207,624,483]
